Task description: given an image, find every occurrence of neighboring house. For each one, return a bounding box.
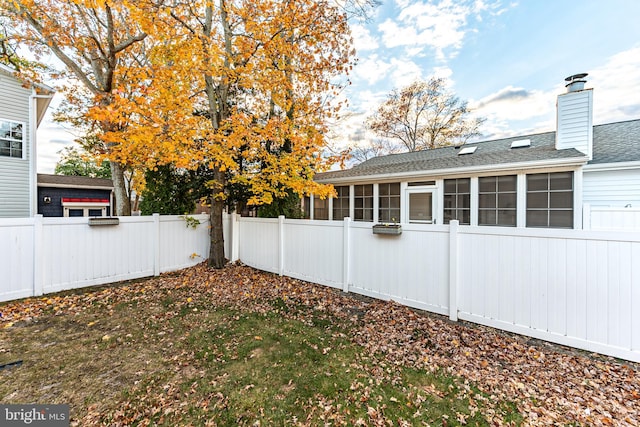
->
[313,74,640,229]
[0,63,55,218]
[0,64,54,217]
[37,174,114,217]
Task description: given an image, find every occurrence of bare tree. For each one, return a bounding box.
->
[367,78,485,152]
[349,138,401,164]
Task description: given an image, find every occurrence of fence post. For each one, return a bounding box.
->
[230,213,240,262]
[278,215,285,276]
[342,217,351,293]
[153,213,160,276]
[32,214,44,297]
[448,219,459,321]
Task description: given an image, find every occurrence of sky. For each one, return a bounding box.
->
[36,0,640,173]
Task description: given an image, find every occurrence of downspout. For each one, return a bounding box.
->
[29,90,37,217]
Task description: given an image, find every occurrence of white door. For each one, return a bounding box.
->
[407,190,436,224]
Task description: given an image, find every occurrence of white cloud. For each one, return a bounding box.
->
[379,0,479,61]
[469,44,640,139]
[351,24,379,52]
[37,121,79,173]
[588,46,640,124]
[388,58,424,88]
[353,55,393,85]
[470,85,557,138]
[378,18,419,49]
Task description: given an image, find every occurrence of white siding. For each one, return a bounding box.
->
[556,89,593,159]
[0,71,32,218]
[583,168,640,207]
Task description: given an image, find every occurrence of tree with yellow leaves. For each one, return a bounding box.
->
[151,0,356,268]
[5,0,360,268]
[2,0,161,215]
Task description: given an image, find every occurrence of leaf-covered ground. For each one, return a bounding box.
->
[0,263,638,426]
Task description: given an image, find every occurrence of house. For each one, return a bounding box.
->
[0,63,55,218]
[312,74,640,229]
[37,173,114,217]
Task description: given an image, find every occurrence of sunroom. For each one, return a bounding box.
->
[310,133,589,229]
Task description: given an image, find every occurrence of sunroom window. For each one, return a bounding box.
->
[313,195,329,220]
[526,172,573,228]
[378,183,400,223]
[332,186,350,220]
[443,178,470,225]
[478,175,517,226]
[353,184,373,222]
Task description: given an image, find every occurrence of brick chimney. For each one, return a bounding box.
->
[556,73,593,160]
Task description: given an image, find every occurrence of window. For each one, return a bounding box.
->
[478,175,517,226]
[313,195,329,220]
[62,198,109,217]
[353,184,373,222]
[332,186,350,220]
[526,172,573,228]
[378,183,400,223]
[443,178,470,225]
[0,119,24,158]
[408,191,434,223]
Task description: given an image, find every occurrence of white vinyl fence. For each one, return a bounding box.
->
[226,214,640,362]
[583,204,640,230]
[0,214,210,302]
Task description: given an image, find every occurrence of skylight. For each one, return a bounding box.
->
[457,146,477,155]
[510,139,531,148]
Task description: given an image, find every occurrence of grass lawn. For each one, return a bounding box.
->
[0,264,637,425]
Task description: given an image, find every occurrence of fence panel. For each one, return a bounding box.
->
[0,215,211,302]
[349,224,451,315]
[282,219,344,288]
[238,217,280,274]
[41,217,156,294]
[0,218,35,301]
[159,214,210,272]
[456,227,640,360]
[587,206,640,230]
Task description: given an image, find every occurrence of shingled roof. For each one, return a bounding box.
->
[589,119,640,164]
[317,119,640,182]
[37,173,113,190]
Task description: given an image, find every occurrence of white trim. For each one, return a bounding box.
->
[316,157,588,184]
[470,177,478,226]
[583,161,640,172]
[405,187,437,224]
[61,201,110,208]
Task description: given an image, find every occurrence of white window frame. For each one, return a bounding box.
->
[62,200,109,217]
[405,181,439,224]
[0,118,26,159]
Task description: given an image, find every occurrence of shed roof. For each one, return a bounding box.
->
[316,119,640,182]
[37,174,113,190]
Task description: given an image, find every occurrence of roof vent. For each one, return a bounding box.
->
[510,139,531,149]
[457,146,477,155]
[565,73,588,92]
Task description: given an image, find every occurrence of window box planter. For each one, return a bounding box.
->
[88,217,119,226]
[372,224,402,235]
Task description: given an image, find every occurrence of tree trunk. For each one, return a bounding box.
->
[208,167,226,268]
[110,161,131,216]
